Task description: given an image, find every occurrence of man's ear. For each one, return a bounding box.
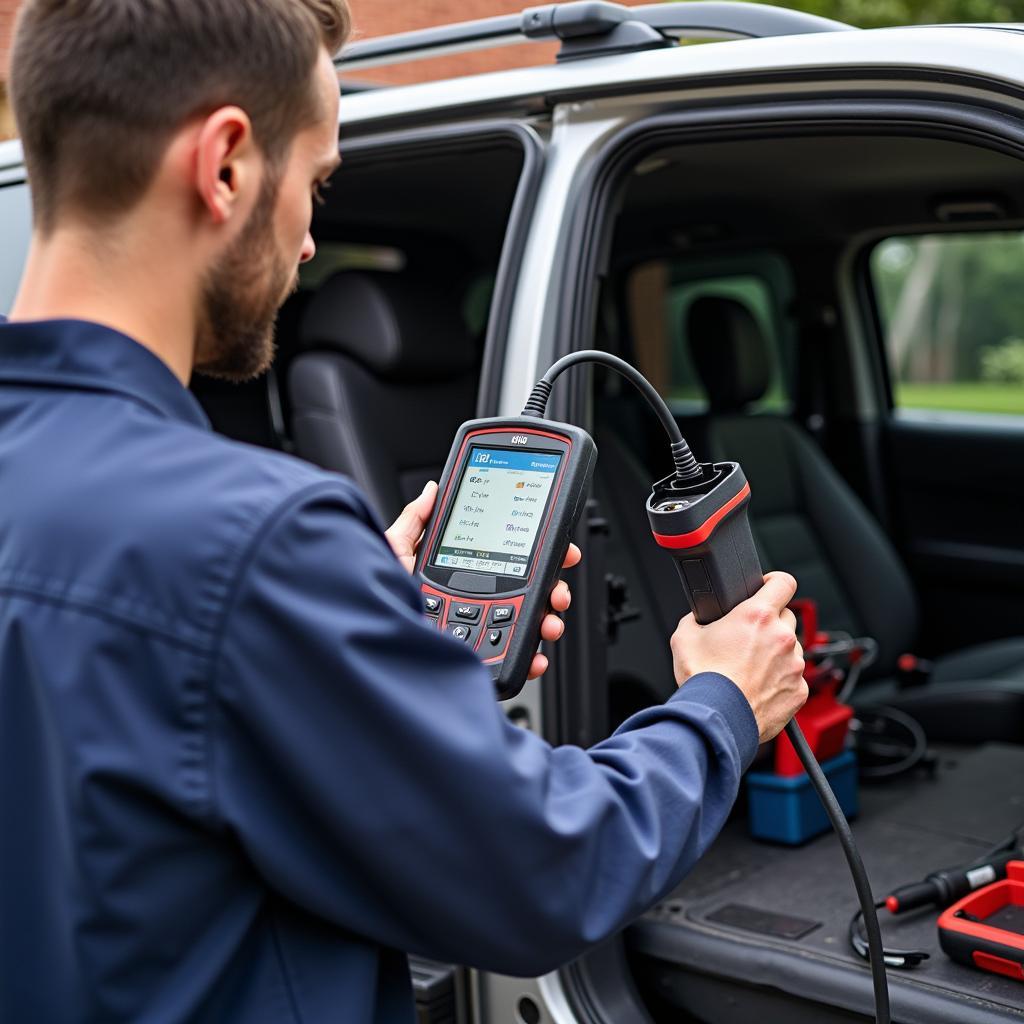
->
[194,106,258,226]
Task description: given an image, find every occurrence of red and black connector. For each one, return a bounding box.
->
[646,462,762,626]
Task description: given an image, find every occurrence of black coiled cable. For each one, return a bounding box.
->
[523,351,703,483]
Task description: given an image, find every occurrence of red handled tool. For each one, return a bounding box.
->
[849,831,1023,970]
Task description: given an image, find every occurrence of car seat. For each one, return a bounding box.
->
[287,270,480,524]
[593,296,1024,737]
[697,296,1024,737]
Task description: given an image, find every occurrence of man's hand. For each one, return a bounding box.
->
[527,544,580,681]
[385,481,581,681]
[670,571,807,743]
[386,481,440,575]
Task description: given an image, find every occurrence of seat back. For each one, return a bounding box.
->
[687,296,918,671]
[288,271,479,523]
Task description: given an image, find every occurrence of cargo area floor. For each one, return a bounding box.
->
[626,743,1024,1023]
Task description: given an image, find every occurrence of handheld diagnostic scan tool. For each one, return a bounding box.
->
[415,418,596,700]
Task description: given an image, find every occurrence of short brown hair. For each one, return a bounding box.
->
[10,0,352,232]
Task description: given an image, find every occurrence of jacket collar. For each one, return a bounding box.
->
[0,318,211,430]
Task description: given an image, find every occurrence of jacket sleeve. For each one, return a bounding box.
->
[210,480,759,977]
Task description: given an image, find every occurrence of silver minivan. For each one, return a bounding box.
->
[5,5,1024,1022]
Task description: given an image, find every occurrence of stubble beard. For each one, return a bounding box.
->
[193,170,299,383]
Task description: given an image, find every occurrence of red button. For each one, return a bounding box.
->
[973,950,1024,979]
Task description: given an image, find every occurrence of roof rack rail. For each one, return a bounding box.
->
[338,79,381,93]
[335,1,854,72]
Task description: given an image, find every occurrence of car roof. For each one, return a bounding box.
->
[337,24,1024,132]
[0,140,25,181]
[1,23,1022,169]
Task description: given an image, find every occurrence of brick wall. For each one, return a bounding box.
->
[0,1,655,136]
[0,0,16,72]
[347,0,652,85]
[0,0,18,137]
[347,0,560,87]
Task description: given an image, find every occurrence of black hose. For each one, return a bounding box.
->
[787,721,891,1022]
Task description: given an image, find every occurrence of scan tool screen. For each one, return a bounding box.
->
[432,447,562,578]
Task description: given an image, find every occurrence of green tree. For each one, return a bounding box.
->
[673,0,1024,28]
[874,234,1024,383]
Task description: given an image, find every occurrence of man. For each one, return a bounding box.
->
[0,1,807,1021]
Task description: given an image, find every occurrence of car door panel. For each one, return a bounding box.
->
[887,417,1024,653]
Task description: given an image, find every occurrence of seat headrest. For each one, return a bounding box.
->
[687,296,772,413]
[299,271,477,382]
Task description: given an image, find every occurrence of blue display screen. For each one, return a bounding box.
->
[432,447,562,578]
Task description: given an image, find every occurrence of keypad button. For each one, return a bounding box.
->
[453,603,482,623]
[448,624,474,644]
[490,605,515,625]
[487,628,506,648]
[423,595,443,615]
[448,571,497,594]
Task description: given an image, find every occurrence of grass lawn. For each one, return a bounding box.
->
[896,382,1024,415]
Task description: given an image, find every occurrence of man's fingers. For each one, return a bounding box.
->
[562,543,582,570]
[384,482,438,573]
[549,580,571,612]
[387,481,437,546]
[411,480,438,527]
[527,652,549,680]
[780,607,797,633]
[756,571,798,612]
[540,613,565,642]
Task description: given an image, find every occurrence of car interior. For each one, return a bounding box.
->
[191,127,1024,1021]
[596,133,1024,732]
[191,137,525,522]
[595,129,1024,1023]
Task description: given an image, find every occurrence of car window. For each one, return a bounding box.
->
[627,261,791,414]
[0,183,32,316]
[871,231,1024,418]
[298,243,406,290]
[298,243,495,340]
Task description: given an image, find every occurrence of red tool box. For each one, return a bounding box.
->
[773,599,855,777]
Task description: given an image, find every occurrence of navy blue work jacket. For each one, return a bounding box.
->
[0,319,758,1023]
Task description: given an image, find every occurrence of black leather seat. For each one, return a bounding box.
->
[287,271,480,524]
[687,295,922,675]
[597,296,1024,741]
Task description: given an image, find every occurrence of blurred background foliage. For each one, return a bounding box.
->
[757,0,1024,27]
[872,234,1024,413]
